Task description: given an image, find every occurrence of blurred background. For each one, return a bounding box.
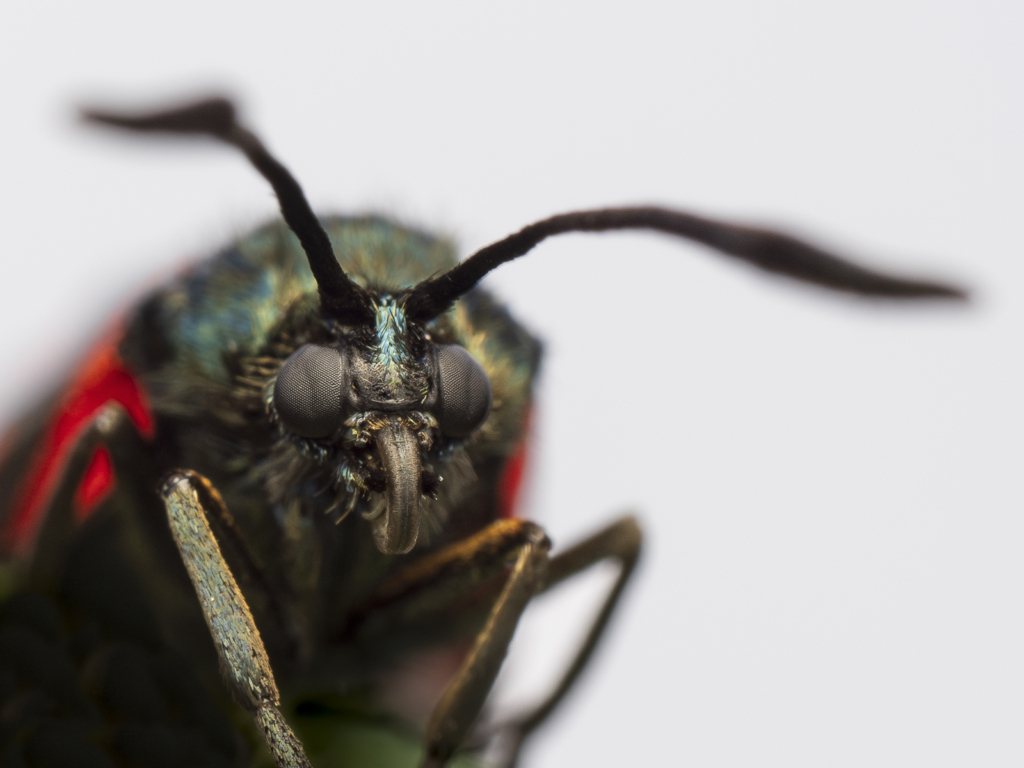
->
[0,2,1021,766]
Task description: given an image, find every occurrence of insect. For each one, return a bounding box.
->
[0,96,965,768]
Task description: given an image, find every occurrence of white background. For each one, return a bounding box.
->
[1,3,1021,767]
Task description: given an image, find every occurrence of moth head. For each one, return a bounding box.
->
[270,298,491,554]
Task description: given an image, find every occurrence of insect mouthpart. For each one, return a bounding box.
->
[360,412,431,554]
[277,402,442,555]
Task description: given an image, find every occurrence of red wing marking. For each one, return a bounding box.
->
[74,446,115,521]
[496,406,532,520]
[2,331,154,555]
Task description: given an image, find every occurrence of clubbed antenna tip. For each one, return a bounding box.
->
[82,96,237,137]
[403,207,968,320]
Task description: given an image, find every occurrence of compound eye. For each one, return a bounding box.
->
[435,345,492,438]
[273,344,347,438]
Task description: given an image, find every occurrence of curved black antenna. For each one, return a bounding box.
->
[403,207,967,321]
[81,97,375,324]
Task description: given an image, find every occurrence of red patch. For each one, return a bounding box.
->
[2,331,154,555]
[74,446,115,521]
[496,406,532,519]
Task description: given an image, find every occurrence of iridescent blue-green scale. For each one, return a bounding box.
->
[160,216,457,382]
[371,297,418,398]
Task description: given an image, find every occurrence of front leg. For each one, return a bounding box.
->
[400,516,641,768]
[159,470,312,768]
[353,519,552,768]
[421,528,550,768]
[498,516,643,767]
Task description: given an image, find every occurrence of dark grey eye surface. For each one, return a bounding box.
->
[273,344,346,438]
[435,344,492,438]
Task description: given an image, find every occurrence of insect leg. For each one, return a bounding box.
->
[496,515,643,767]
[159,470,312,768]
[419,524,550,768]
[349,519,550,768]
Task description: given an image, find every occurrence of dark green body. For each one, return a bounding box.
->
[0,217,540,767]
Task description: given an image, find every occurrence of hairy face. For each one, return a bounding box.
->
[270,297,492,553]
